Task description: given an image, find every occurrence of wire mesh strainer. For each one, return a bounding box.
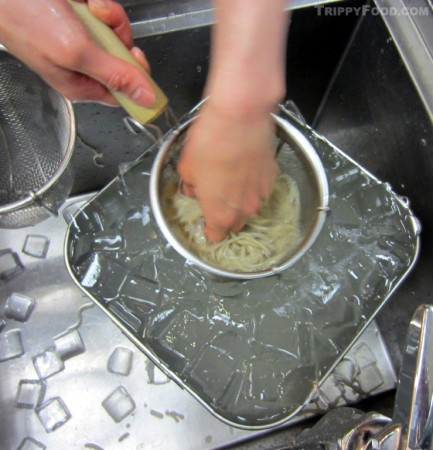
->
[0,46,75,228]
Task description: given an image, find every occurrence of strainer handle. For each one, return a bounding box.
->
[68,0,168,124]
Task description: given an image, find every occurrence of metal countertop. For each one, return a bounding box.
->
[0,194,398,449]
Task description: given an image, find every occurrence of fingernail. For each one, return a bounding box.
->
[90,0,110,10]
[131,87,155,107]
[131,46,144,59]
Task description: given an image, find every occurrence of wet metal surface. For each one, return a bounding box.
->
[1,194,399,449]
[65,113,419,429]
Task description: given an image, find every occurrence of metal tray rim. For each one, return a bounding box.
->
[64,111,421,431]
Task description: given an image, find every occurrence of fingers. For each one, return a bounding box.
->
[205,223,233,244]
[176,102,278,244]
[0,0,154,107]
[87,0,151,72]
[203,207,246,243]
[203,201,260,243]
[83,0,153,102]
[179,158,273,243]
[78,44,156,106]
[46,67,119,105]
[261,159,280,200]
[179,161,253,241]
[130,46,151,73]
[88,0,133,48]
[197,190,262,243]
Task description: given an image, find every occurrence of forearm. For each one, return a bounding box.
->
[207,0,289,117]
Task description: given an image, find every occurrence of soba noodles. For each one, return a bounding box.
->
[162,174,301,272]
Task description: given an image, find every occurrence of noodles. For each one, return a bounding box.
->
[162,174,301,272]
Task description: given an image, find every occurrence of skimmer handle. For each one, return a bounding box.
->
[68,0,168,124]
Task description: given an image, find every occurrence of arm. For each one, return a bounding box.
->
[0,0,155,106]
[178,0,290,242]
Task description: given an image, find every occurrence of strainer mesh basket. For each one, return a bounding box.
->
[151,113,329,278]
[0,49,75,228]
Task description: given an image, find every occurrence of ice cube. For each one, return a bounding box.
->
[54,330,85,360]
[22,235,50,259]
[333,358,357,384]
[80,253,102,288]
[72,235,93,267]
[210,331,251,361]
[120,274,160,305]
[5,293,35,322]
[352,183,396,220]
[190,345,235,401]
[81,254,128,301]
[107,347,133,376]
[244,360,286,402]
[131,253,158,281]
[36,397,71,432]
[102,386,135,423]
[32,349,65,379]
[316,376,344,407]
[329,197,362,229]
[352,342,377,369]
[256,312,298,356]
[122,218,160,253]
[156,311,211,370]
[0,329,24,361]
[346,251,378,295]
[17,437,46,450]
[15,379,46,409]
[0,249,24,281]
[357,364,384,393]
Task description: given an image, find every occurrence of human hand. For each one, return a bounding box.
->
[176,0,287,243]
[0,0,155,106]
[178,101,279,243]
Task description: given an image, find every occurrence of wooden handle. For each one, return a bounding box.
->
[69,0,168,124]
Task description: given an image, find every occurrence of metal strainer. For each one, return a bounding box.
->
[150,105,330,279]
[0,46,75,228]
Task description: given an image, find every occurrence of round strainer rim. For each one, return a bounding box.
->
[150,112,329,280]
[0,45,76,214]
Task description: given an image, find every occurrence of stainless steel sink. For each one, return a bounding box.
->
[1,0,432,448]
[72,0,433,373]
[67,1,433,445]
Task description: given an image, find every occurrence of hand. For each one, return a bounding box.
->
[177,0,288,243]
[178,101,279,243]
[0,0,155,106]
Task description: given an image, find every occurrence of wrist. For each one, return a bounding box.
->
[206,0,288,119]
[197,98,276,136]
[205,73,285,121]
